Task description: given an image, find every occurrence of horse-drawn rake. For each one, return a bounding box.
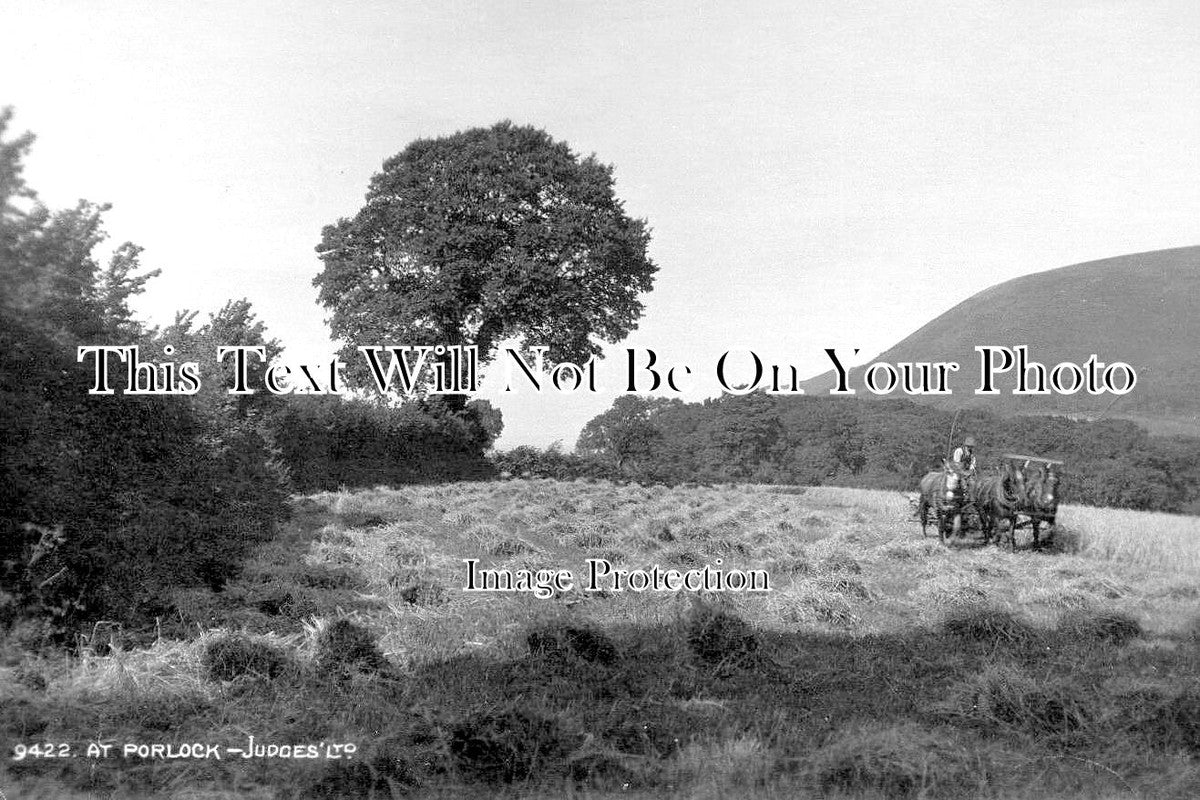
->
[911,454,1061,549]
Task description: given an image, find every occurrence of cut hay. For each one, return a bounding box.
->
[914,574,988,607]
[1056,609,1142,646]
[940,605,1040,647]
[941,664,1095,740]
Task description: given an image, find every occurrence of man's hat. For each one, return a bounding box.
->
[963,436,976,447]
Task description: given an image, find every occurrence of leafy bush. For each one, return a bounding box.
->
[1,309,289,633]
[1,113,289,634]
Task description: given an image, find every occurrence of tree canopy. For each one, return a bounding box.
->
[1,107,158,346]
[313,121,657,383]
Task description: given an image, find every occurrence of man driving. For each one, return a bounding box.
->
[952,436,978,475]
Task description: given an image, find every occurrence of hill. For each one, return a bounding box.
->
[799,246,1200,433]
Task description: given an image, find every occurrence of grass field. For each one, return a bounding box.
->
[3,479,1199,798]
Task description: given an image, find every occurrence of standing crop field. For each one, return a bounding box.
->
[1057,504,1200,573]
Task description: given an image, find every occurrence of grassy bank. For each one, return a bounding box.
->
[3,479,1198,798]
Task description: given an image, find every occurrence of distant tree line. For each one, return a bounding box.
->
[492,393,1200,514]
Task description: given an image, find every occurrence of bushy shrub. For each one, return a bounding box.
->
[1,314,289,633]
[1,117,290,635]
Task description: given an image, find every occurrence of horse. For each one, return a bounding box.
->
[1022,462,1060,549]
[916,460,967,543]
[971,461,1027,550]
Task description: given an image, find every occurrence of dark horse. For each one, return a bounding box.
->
[917,460,967,542]
[971,461,1027,550]
[1022,461,1060,549]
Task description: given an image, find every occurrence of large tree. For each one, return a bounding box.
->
[313,121,657,385]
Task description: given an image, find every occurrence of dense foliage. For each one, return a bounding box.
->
[0,109,288,635]
[271,396,500,492]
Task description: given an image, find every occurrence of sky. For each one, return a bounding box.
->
[4,1,1199,447]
